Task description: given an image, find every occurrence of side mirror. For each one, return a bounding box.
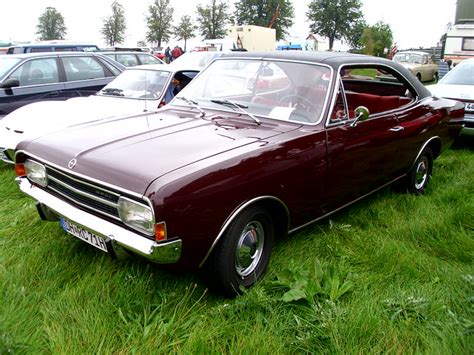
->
[349,106,370,127]
[1,78,20,89]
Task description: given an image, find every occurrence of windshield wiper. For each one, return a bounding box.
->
[210,99,261,125]
[101,88,124,96]
[175,96,206,118]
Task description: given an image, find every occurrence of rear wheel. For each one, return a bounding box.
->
[203,206,274,296]
[406,147,433,194]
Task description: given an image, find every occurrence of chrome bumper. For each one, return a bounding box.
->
[0,147,15,164]
[16,177,182,264]
[460,114,474,136]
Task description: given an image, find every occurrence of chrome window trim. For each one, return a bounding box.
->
[324,62,421,128]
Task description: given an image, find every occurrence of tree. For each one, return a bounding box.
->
[101,1,127,47]
[174,15,196,52]
[360,21,393,57]
[233,0,294,41]
[36,7,67,41]
[196,0,229,39]
[146,0,174,48]
[306,0,363,51]
[347,20,366,52]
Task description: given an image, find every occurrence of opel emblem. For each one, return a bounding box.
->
[68,158,77,169]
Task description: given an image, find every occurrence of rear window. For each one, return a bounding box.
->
[0,57,22,80]
[62,56,106,81]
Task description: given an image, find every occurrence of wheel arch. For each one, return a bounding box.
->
[409,136,441,171]
[199,195,290,268]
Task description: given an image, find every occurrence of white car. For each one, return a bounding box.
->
[0,63,201,163]
[428,58,474,137]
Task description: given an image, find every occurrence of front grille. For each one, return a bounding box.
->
[45,166,121,220]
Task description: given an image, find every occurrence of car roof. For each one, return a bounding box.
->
[101,51,155,55]
[394,51,431,56]
[218,51,431,99]
[2,52,105,60]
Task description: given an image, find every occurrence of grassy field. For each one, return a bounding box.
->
[1,141,473,353]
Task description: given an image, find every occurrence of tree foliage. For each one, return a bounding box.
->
[196,0,229,39]
[174,15,196,51]
[306,0,363,51]
[347,20,366,52]
[36,7,67,41]
[233,0,295,41]
[101,1,127,47]
[146,0,174,47]
[360,21,393,57]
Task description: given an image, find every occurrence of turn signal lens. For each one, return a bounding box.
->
[154,222,167,241]
[15,163,26,177]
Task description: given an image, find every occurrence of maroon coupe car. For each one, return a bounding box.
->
[14,52,464,295]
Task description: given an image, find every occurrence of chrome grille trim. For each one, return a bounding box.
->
[45,165,122,221]
[47,174,118,208]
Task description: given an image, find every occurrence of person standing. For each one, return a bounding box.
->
[164,46,172,63]
[171,45,182,61]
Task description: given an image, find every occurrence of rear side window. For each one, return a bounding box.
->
[329,65,416,123]
[116,54,139,67]
[62,56,106,81]
[137,53,161,65]
[7,58,59,86]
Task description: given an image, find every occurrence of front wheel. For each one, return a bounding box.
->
[203,206,274,296]
[406,147,433,194]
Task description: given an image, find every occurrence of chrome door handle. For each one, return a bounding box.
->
[389,126,404,132]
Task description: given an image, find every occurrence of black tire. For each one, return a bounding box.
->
[203,206,274,297]
[406,147,433,194]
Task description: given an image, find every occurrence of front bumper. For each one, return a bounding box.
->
[16,177,182,264]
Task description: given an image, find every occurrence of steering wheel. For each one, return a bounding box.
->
[278,94,319,112]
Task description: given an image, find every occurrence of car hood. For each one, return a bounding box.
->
[2,95,160,144]
[18,108,299,194]
[427,84,474,101]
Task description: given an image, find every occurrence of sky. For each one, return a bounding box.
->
[0,0,458,50]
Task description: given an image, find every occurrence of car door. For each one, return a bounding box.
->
[0,57,65,116]
[324,74,406,209]
[60,55,116,97]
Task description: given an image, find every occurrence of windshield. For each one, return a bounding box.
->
[174,59,332,124]
[440,61,474,85]
[0,57,22,80]
[98,68,171,99]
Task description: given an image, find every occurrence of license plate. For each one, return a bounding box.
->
[60,218,108,253]
[465,103,474,112]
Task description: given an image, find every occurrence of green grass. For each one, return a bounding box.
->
[1,143,473,353]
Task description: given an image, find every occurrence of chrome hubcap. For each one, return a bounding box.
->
[235,221,264,278]
[415,156,428,189]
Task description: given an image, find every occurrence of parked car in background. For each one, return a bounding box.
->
[14,52,464,295]
[393,51,438,82]
[0,62,200,163]
[428,58,474,136]
[6,42,100,54]
[0,52,124,118]
[101,51,165,67]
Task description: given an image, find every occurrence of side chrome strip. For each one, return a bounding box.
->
[288,174,406,234]
[199,195,289,267]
